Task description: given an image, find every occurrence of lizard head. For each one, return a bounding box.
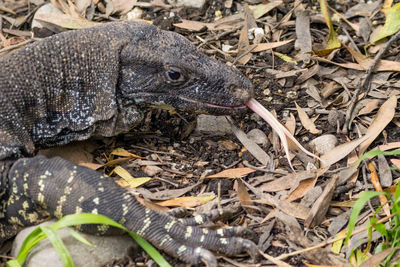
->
[117,22,253,115]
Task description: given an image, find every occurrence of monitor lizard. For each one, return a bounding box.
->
[0,21,258,266]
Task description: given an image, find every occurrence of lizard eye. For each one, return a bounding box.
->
[164,67,185,84]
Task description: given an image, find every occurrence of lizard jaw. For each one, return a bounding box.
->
[133,93,249,112]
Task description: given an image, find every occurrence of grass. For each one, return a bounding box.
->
[7,213,171,267]
[345,149,400,266]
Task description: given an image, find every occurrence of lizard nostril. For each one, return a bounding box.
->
[228,84,237,93]
[227,84,252,100]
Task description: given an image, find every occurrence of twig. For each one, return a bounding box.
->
[242,160,288,175]
[342,29,400,134]
[276,212,397,260]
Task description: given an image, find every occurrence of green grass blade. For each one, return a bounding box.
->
[16,228,46,265]
[10,213,171,267]
[345,191,385,244]
[6,260,21,267]
[40,226,74,267]
[66,229,94,247]
[128,232,172,267]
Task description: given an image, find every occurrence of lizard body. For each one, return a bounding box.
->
[0,21,256,265]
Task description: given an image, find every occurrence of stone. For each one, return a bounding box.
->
[246,128,269,146]
[308,134,338,155]
[196,115,232,136]
[167,0,206,9]
[12,220,139,267]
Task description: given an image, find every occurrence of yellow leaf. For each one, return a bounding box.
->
[331,231,346,254]
[110,147,143,159]
[112,166,133,179]
[374,2,400,43]
[116,177,151,188]
[318,0,341,52]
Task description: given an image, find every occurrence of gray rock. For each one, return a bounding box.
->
[12,220,139,267]
[246,128,269,146]
[196,115,232,136]
[167,0,206,8]
[308,134,338,155]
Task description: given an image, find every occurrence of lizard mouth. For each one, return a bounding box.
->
[134,92,249,111]
[179,96,248,110]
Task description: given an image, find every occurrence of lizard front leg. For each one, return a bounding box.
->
[3,156,258,266]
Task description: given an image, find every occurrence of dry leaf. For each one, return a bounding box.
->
[207,167,256,179]
[230,121,270,165]
[252,39,294,52]
[305,175,338,228]
[110,147,144,159]
[112,166,151,188]
[157,195,215,208]
[321,134,371,167]
[345,44,400,72]
[359,95,397,155]
[135,196,170,212]
[391,158,400,168]
[295,102,320,134]
[359,248,394,267]
[79,162,103,170]
[236,179,254,212]
[249,1,283,19]
[35,13,100,29]
[368,162,390,217]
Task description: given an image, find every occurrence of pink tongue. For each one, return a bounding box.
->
[246,98,321,171]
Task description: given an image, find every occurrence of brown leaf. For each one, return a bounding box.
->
[391,158,400,169]
[359,248,394,267]
[252,39,294,52]
[79,162,103,170]
[249,1,283,19]
[305,175,338,228]
[236,179,254,212]
[207,167,256,179]
[157,195,215,208]
[321,134,371,167]
[230,122,270,165]
[135,196,169,212]
[273,199,310,220]
[368,162,390,216]
[359,95,397,155]
[110,147,144,159]
[35,13,100,29]
[345,44,400,72]
[295,102,320,134]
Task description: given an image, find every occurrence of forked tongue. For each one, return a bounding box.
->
[246,98,321,171]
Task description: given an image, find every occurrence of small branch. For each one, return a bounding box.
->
[276,212,396,260]
[342,29,400,134]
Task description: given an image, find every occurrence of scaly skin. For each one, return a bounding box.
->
[0,21,256,265]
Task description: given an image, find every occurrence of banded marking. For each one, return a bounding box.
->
[217,229,225,236]
[93,197,99,205]
[184,226,193,239]
[159,235,172,248]
[177,245,187,256]
[137,215,151,235]
[194,215,205,224]
[164,220,176,232]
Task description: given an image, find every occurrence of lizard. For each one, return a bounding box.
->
[0,21,258,266]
